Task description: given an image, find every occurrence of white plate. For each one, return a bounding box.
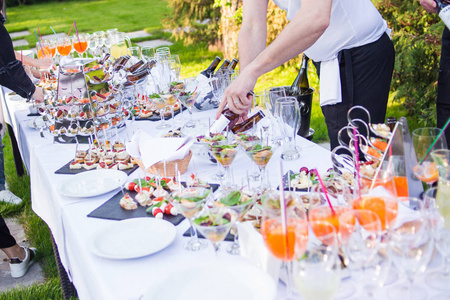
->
[10,94,24,101]
[57,169,127,198]
[89,218,176,259]
[143,260,277,300]
[27,117,45,129]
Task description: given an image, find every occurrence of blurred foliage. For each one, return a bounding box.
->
[377,0,443,127]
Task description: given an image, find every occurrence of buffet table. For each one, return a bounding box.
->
[0,89,444,300]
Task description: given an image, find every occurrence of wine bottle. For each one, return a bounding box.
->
[214,59,230,76]
[209,108,240,134]
[226,58,239,74]
[231,111,266,134]
[126,68,150,83]
[200,56,222,78]
[127,60,145,73]
[98,53,111,65]
[435,0,450,29]
[290,54,310,96]
[113,55,130,72]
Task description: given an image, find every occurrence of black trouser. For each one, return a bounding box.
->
[0,212,16,248]
[314,33,395,150]
[437,27,450,147]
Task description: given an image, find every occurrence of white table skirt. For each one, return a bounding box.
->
[1,91,443,299]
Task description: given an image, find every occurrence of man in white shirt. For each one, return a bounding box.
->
[217,0,394,150]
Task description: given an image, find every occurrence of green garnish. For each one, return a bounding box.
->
[193,214,230,226]
[148,93,161,99]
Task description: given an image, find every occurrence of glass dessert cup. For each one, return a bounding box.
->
[242,139,277,190]
[152,95,170,129]
[192,207,237,255]
[169,187,212,251]
[209,140,239,188]
[160,92,179,129]
[213,188,255,255]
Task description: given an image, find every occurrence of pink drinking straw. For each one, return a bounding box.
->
[353,127,362,201]
[67,21,75,38]
[73,20,82,48]
[278,161,289,259]
[34,30,45,58]
[312,169,336,216]
[37,26,43,43]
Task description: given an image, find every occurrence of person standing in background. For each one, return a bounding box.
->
[217,0,395,150]
[420,0,450,147]
[0,0,38,278]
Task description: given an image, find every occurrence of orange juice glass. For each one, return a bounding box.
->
[261,218,308,261]
[308,206,351,233]
[394,176,409,197]
[36,42,51,59]
[57,38,72,57]
[351,195,398,231]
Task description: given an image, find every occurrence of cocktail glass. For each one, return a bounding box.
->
[214,188,255,255]
[72,34,88,58]
[178,77,200,128]
[151,94,170,129]
[192,206,237,255]
[208,140,239,188]
[242,139,277,189]
[350,195,398,232]
[169,187,211,251]
[431,149,450,205]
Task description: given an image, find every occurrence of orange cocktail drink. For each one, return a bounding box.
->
[73,40,88,54]
[261,218,308,261]
[394,176,409,197]
[308,206,351,234]
[57,43,72,56]
[351,195,398,231]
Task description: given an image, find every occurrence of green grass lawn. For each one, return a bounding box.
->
[0,0,417,298]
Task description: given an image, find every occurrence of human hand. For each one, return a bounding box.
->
[31,87,45,102]
[216,70,257,119]
[420,0,438,13]
[37,57,53,70]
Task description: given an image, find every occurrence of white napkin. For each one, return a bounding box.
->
[126,129,194,169]
[319,57,342,107]
[238,222,281,282]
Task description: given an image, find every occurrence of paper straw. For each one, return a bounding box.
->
[420,116,450,165]
[353,127,362,201]
[278,161,289,259]
[50,26,61,41]
[67,21,74,38]
[313,169,336,216]
[34,30,45,58]
[73,20,81,46]
[37,26,43,42]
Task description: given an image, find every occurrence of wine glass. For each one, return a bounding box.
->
[92,31,105,56]
[141,46,155,61]
[208,139,239,188]
[431,149,450,205]
[275,97,301,161]
[192,206,237,255]
[161,88,179,129]
[412,127,447,190]
[72,33,88,58]
[350,194,398,232]
[178,77,200,128]
[169,54,181,81]
[169,187,211,251]
[293,223,340,300]
[260,190,308,299]
[214,187,255,255]
[424,199,450,298]
[339,209,386,299]
[388,198,434,300]
[151,94,170,130]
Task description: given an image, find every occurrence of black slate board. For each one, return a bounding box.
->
[87,183,220,225]
[55,161,139,176]
[183,227,235,242]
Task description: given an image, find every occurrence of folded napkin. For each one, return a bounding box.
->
[126,129,194,169]
[238,222,281,282]
[319,57,342,107]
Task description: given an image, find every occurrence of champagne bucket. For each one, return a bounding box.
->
[267,86,314,139]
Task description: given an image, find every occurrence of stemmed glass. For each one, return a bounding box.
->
[197,133,227,181]
[275,97,301,161]
[431,149,450,203]
[208,139,239,188]
[141,46,155,60]
[169,187,211,251]
[214,187,255,254]
[350,194,398,232]
[388,198,434,300]
[161,88,179,129]
[192,206,237,255]
[339,210,387,299]
[92,31,105,56]
[260,190,308,299]
[152,94,170,129]
[178,77,200,128]
[412,127,447,190]
[293,222,340,300]
[72,34,88,58]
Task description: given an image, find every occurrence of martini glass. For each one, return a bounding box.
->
[152,94,170,129]
[208,140,239,188]
[242,139,278,189]
[178,77,200,128]
[192,207,237,255]
[169,187,211,251]
[214,188,255,254]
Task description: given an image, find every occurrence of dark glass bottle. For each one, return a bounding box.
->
[209,108,240,134]
[98,53,110,65]
[226,58,239,74]
[231,111,266,134]
[214,59,230,76]
[127,60,145,73]
[200,56,222,78]
[290,54,310,96]
[126,69,150,83]
[113,55,130,72]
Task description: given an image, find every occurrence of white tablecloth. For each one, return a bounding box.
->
[0,90,443,299]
